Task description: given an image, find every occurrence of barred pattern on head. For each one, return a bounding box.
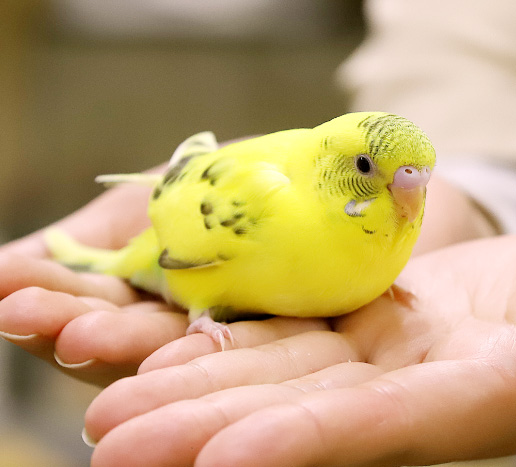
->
[358,113,434,161]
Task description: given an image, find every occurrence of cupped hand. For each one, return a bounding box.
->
[0,181,328,386]
[85,235,516,466]
[0,262,327,387]
[0,181,176,386]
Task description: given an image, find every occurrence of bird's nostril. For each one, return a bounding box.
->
[391,165,432,189]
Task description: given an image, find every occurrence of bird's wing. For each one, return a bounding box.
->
[93,132,218,189]
[150,152,291,270]
[167,131,218,168]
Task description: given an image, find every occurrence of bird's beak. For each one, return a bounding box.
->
[388,165,432,223]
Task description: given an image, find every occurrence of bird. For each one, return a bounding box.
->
[45,112,436,349]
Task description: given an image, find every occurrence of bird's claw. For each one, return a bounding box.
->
[186,315,234,351]
[385,283,416,309]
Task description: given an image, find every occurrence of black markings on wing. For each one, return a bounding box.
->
[220,218,237,227]
[153,149,218,200]
[200,198,252,236]
[195,156,255,236]
[200,162,221,186]
[200,201,213,215]
[152,186,163,200]
[153,155,195,200]
[163,155,194,185]
[158,248,217,270]
[157,196,252,270]
[198,156,238,187]
[204,217,216,230]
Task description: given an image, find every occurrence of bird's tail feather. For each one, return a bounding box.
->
[95,173,161,188]
[44,228,124,275]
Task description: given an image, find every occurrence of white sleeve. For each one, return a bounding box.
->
[435,157,516,234]
[337,0,516,165]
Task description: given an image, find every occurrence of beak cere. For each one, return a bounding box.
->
[388,165,432,223]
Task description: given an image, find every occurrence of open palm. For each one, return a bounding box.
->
[1,175,512,465]
[83,236,516,466]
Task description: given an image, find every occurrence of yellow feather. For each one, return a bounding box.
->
[46,112,436,338]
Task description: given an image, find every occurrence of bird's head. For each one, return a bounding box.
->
[314,112,436,225]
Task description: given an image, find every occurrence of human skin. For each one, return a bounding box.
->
[0,173,511,466]
[0,175,497,386]
[83,234,516,467]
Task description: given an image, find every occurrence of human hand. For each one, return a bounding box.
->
[414,175,499,255]
[0,174,500,389]
[84,235,516,466]
[0,180,172,386]
[0,178,328,387]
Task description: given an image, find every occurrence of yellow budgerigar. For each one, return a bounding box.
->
[46,112,436,348]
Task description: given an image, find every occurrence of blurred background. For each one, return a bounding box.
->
[1,1,364,465]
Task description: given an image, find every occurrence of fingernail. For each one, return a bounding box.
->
[54,351,96,369]
[0,330,38,341]
[82,427,97,447]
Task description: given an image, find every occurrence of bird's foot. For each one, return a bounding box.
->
[385,283,416,309]
[186,312,234,351]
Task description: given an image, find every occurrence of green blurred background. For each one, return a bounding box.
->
[0,1,364,465]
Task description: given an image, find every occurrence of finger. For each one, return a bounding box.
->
[0,288,122,386]
[0,287,94,360]
[333,236,516,373]
[139,317,331,371]
[90,385,302,467]
[0,287,188,386]
[52,183,153,250]
[85,330,361,441]
[89,362,381,467]
[0,253,139,304]
[197,358,516,467]
[54,307,187,387]
[0,230,48,258]
[0,180,156,260]
[284,361,384,391]
[55,305,188,371]
[332,285,451,372]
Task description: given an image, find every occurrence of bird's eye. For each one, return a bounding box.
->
[355,155,374,175]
